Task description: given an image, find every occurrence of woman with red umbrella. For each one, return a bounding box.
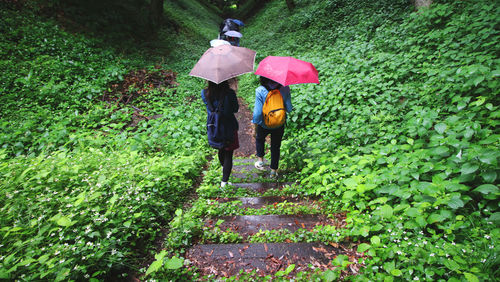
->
[252,56,319,178]
[252,76,292,178]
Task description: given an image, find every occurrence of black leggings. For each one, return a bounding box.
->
[255,125,284,170]
[218,149,234,182]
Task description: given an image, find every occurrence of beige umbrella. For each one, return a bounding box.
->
[189,45,256,84]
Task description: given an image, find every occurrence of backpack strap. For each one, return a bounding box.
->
[207,95,224,113]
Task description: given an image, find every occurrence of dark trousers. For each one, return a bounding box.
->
[256,125,284,170]
[218,149,234,182]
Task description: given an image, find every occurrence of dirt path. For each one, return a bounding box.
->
[235,97,255,157]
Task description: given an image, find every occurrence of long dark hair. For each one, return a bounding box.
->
[205,80,230,102]
[259,76,281,91]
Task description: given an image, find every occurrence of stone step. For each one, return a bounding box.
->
[186,242,343,277]
[231,182,294,193]
[233,158,259,165]
[216,196,313,209]
[205,214,334,237]
[231,164,266,180]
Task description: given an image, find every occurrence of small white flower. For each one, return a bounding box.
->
[423,240,427,245]
[485,235,491,239]
[481,259,486,263]
[413,277,419,281]
[430,253,435,257]
[462,249,466,253]
[489,245,494,249]
[404,237,408,240]
[452,242,456,245]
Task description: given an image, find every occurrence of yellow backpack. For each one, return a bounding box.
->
[262,89,286,128]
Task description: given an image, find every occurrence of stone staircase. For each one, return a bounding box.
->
[184,158,358,278]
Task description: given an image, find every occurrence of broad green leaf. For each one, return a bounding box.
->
[427,213,443,224]
[474,184,498,194]
[332,254,349,267]
[481,171,497,183]
[285,264,295,274]
[275,270,285,277]
[343,177,358,188]
[435,123,447,134]
[431,146,449,156]
[406,207,419,217]
[56,216,73,227]
[479,153,497,165]
[447,197,464,209]
[370,236,381,245]
[38,254,50,264]
[322,270,339,282]
[460,163,479,175]
[165,257,184,269]
[380,205,393,219]
[175,209,183,217]
[0,268,9,279]
[488,212,500,222]
[390,269,402,276]
[383,261,395,273]
[342,191,356,200]
[145,259,163,276]
[74,192,86,206]
[444,259,460,271]
[17,258,36,266]
[464,273,479,282]
[357,243,371,253]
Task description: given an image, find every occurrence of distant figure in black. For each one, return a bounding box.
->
[218,18,244,46]
[201,80,239,188]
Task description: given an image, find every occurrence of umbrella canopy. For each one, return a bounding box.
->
[189,45,256,84]
[255,56,319,86]
[224,30,243,38]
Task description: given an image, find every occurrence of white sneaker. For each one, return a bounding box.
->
[270,170,278,179]
[254,161,265,171]
[221,181,233,188]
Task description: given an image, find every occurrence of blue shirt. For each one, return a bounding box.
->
[252,85,292,129]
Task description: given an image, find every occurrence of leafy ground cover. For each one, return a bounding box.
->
[236,0,499,280]
[0,0,221,280]
[1,0,499,280]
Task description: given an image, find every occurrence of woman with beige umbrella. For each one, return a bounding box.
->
[190,45,256,188]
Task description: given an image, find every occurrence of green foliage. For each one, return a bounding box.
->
[0,149,205,280]
[238,0,500,280]
[0,0,218,280]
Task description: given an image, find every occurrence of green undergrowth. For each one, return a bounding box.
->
[237,0,500,280]
[0,0,220,280]
[202,199,322,216]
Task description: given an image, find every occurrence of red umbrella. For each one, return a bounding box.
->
[255,56,319,86]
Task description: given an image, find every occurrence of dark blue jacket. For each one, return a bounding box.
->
[201,89,239,133]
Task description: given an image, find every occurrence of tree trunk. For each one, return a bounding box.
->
[414,0,432,9]
[150,0,164,30]
[285,0,295,11]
